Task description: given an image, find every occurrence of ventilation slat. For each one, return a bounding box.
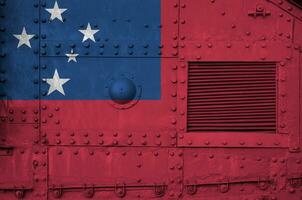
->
[188,112,275,117]
[188,86,275,93]
[188,90,275,96]
[187,62,276,132]
[190,73,275,78]
[188,102,275,109]
[188,77,275,82]
[188,96,275,103]
[188,115,275,120]
[188,100,275,106]
[188,83,275,90]
[188,80,275,86]
[188,106,275,112]
[188,127,275,131]
[189,68,276,72]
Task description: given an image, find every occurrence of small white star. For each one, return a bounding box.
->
[65,49,79,62]
[43,69,70,96]
[45,1,67,22]
[13,27,35,48]
[79,23,99,42]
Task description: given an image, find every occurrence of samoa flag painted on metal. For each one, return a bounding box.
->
[0,0,164,101]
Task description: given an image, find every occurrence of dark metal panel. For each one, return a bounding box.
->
[186,62,277,132]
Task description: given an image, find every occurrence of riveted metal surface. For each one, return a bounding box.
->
[182,148,292,199]
[40,58,178,147]
[0,147,33,196]
[0,0,39,102]
[0,124,39,147]
[177,0,301,150]
[1,0,302,199]
[270,0,302,22]
[47,147,182,199]
[40,0,178,58]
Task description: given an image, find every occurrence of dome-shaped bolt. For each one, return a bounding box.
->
[288,187,295,193]
[15,190,25,199]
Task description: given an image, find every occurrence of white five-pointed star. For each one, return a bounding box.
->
[79,23,99,42]
[45,1,67,22]
[65,49,79,62]
[13,27,35,48]
[43,69,70,96]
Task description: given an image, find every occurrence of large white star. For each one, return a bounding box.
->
[43,69,70,96]
[45,1,67,22]
[79,23,99,42]
[13,27,35,48]
[65,49,79,62]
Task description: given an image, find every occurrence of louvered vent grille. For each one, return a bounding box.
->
[187,62,277,132]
